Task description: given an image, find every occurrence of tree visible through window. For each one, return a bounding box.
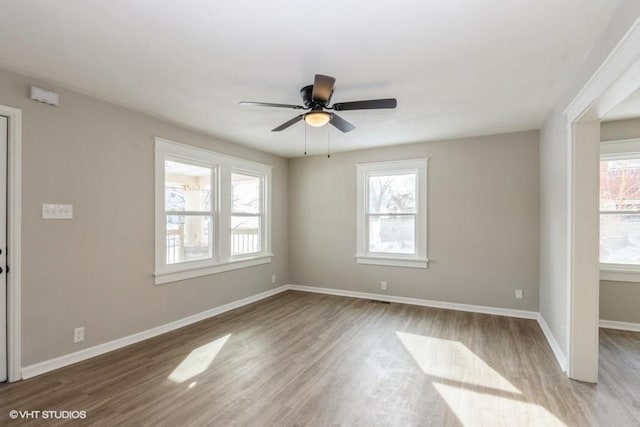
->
[600,157,640,265]
[368,173,417,254]
[356,158,428,269]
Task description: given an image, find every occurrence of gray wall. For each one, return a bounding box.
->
[600,281,640,323]
[539,112,570,352]
[0,68,289,366]
[538,0,640,358]
[289,131,540,311]
[602,117,640,141]
[600,118,640,324]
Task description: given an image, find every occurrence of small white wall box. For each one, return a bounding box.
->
[42,203,73,219]
[30,86,59,106]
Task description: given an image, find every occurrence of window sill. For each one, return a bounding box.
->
[600,265,640,283]
[155,254,273,285]
[355,254,428,269]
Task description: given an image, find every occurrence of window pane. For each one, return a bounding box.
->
[600,159,640,211]
[369,215,415,254]
[368,173,416,214]
[600,214,640,265]
[232,173,260,214]
[231,216,260,255]
[165,160,211,212]
[166,215,212,264]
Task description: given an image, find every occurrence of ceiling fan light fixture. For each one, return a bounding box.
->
[304,111,331,127]
[243,74,396,133]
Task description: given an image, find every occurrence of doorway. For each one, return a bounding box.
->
[0,115,6,382]
[0,104,21,383]
[596,99,640,407]
[565,19,640,382]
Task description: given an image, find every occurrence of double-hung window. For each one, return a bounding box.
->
[356,159,428,268]
[155,138,272,284]
[600,140,640,282]
[163,158,215,265]
[231,172,263,256]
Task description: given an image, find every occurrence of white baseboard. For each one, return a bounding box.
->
[22,283,575,380]
[287,284,538,319]
[21,285,289,380]
[599,319,640,332]
[535,314,568,372]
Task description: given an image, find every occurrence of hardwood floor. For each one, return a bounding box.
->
[1,290,639,426]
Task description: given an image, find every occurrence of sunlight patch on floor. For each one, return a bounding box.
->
[168,334,231,383]
[396,331,566,426]
[433,383,565,426]
[396,331,519,393]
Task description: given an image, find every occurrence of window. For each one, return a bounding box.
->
[164,159,214,265]
[356,159,428,268]
[599,140,640,282]
[155,138,272,284]
[231,173,262,255]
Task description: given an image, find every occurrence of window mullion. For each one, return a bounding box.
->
[600,210,640,215]
[211,166,218,263]
[165,211,211,216]
[366,213,417,217]
[218,164,232,261]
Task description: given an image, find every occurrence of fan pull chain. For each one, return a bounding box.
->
[327,128,331,158]
[304,122,307,156]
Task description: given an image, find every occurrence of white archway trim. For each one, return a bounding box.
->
[563,17,640,382]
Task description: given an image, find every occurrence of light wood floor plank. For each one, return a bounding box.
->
[1,291,639,426]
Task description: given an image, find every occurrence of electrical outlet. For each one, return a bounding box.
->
[515,289,523,300]
[271,274,276,284]
[74,327,85,343]
[381,281,387,291]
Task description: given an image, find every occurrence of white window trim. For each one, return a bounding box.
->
[154,137,272,285]
[355,158,429,269]
[600,264,640,283]
[599,141,640,283]
[600,138,640,157]
[230,168,266,260]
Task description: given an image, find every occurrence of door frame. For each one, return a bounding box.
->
[0,104,22,382]
[564,18,640,382]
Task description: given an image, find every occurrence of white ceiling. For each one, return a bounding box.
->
[603,89,640,122]
[0,1,622,157]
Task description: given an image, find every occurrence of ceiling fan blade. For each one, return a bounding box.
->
[271,114,304,132]
[331,98,397,111]
[329,114,355,133]
[311,74,336,102]
[240,101,305,110]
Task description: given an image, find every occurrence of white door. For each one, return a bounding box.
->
[0,116,6,382]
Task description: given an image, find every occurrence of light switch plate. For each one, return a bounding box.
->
[43,203,73,219]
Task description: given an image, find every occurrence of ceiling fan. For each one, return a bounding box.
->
[240,74,397,133]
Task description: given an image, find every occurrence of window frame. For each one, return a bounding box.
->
[230,169,264,258]
[599,139,640,283]
[356,158,429,268]
[155,137,272,285]
[163,155,216,268]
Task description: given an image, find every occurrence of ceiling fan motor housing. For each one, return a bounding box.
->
[300,84,331,109]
